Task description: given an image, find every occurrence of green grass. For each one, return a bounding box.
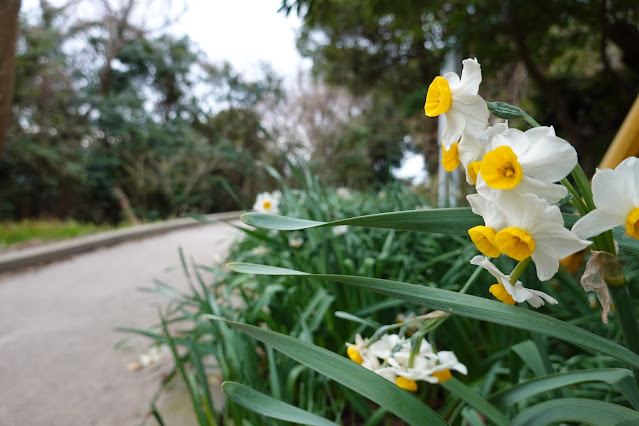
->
[0,219,122,250]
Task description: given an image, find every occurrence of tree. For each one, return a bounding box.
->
[280,0,639,174]
[2,0,285,222]
[0,0,22,155]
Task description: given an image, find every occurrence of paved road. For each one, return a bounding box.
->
[0,221,242,426]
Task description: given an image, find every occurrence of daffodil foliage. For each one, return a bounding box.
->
[228,58,639,424]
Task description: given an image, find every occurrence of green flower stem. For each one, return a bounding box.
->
[509,257,532,285]
[459,267,483,294]
[560,178,588,216]
[407,317,448,368]
[570,164,596,211]
[521,111,541,128]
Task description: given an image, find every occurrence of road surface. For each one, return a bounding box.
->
[0,220,242,426]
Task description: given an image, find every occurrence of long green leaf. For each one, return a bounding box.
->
[227,263,639,370]
[511,340,547,377]
[211,318,447,425]
[241,210,639,254]
[241,208,482,234]
[440,378,509,426]
[222,381,338,426]
[490,368,639,410]
[510,398,639,425]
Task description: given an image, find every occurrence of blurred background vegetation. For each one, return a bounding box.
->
[1,0,638,224]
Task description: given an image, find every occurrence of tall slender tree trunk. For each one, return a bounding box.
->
[0,0,21,156]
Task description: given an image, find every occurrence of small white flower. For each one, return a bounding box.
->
[336,187,352,199]
[251,245,268,256]
[470,255,558,308]
[332,225,348,236]
[424,58,490,150]
[288,235,304,249]
[253,191,281,214]
[476,126,577,204]
[469,191,591,281]
[139,344,170,367]
[572,156,639,240]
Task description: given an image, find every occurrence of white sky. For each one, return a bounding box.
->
[21,0,311,80]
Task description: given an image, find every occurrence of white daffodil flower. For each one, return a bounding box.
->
[470,255,559,308]
[424,58,490,150]
[572,156,639,240]
[467,193,507,258]
[253,191,281,214]
[384,353,440,384]
[368,334,406,360]
[476,126,577,204]
[458,122,509,184]
[483,192,591,281]
[380,347,467,388]
[441,122,509,178]
[345,334,381,371]
[434,351,468,376]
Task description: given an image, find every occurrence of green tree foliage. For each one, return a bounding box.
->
[280,0,639,174]
[1,1,284,222]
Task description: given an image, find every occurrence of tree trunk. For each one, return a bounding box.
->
[0,0,21,156]
[111,184,141,225]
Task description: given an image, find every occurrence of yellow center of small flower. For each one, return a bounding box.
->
[442,142,460,172]
[347,347,364,365]
[468,161,482,185]
[424,76,452,117]
[468,226,500,258]
[626,207,639,239]
[262,201,272,210]
[396,376,419,392]
[489,283,516,305]
[480,146,523,189]
[495,227,535,261]
[432,369,453,383]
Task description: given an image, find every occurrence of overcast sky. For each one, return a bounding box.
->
[21,0,310,81]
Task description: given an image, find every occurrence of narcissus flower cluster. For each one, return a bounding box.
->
[346,333,467,392]
[425,58,592,308]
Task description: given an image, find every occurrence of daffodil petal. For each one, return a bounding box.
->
[527,286,559,306]
[453,58,482,95]
[467,194,506,229]
[451,93,490,134]
[534,230,591,259]
[490,129,529,157]
[519,132,577,182]
[442,70,461,87]
[458,132,482,170]
[530,246,560,281]
[441,109,464,150]
[512,176,568,205]
[572,208,627,239]
[614,157,639,206]
[591,167,636,212]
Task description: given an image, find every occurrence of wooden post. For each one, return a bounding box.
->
[599,93,639,169]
